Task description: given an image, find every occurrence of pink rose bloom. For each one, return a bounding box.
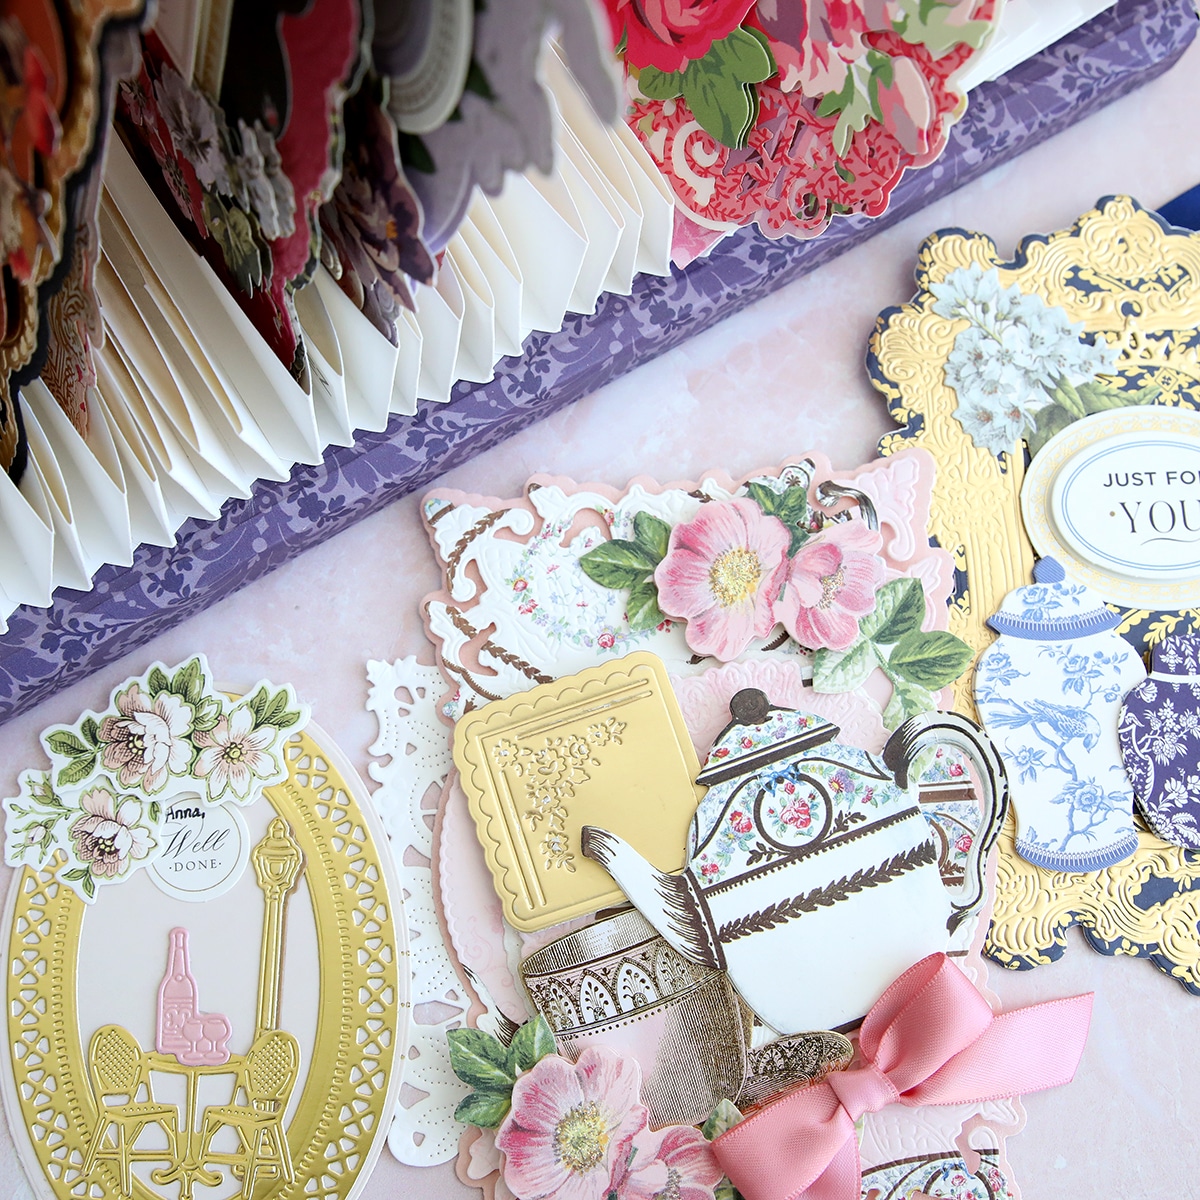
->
[761,0,872,96]
[602,0,757,73]
[655,499,790,661]
[876,56,937,156]
[496,1048,647,1200]
[776,521,885,651]
[611,1124,723,1200]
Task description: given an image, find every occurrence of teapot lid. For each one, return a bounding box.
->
[697,689,840,787]
[986,557,1119,641]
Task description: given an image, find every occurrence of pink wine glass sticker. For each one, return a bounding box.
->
[156,927,233,1067]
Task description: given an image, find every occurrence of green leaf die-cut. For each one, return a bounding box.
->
[746,481,811,553]
[45,730,91,759]
[169,658,206,706]
[454,1088,512,1129]
[637,65,684,100]
[447,1027,516,1093]
[192,696,223,733]
[626,576,667,633]
[812,639,881,694]
[633,511,671,562]
[57,754,98,788]
[147,667,170,696]
[681,27,775,150]
[886,630,974,690]
[579,539,659,590]
[506,1015,557,1076]
[860,577,926,645]
[882,679,938,729]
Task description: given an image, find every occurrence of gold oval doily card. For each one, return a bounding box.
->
[869,195,1200,992]
[0,658,406,1200]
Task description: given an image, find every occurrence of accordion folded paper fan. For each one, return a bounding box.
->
[0,657,406,1200]
[869,195,1200,992]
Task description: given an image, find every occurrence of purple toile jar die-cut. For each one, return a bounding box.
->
[1118,631,1200,849]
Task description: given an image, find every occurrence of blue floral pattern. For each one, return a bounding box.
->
[977,629,1145,871]
[1119,631,1200,848]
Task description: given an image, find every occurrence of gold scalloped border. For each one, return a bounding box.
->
[2,725,405,1200]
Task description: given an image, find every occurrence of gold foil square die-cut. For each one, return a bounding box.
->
[453,652,704,931]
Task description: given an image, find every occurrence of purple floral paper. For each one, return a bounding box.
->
[1119,631,1200,848]
[0,0,1193,729]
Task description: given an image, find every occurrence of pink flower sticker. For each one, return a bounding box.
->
[611,1123,723,1200]
[654,498,790,661]
[775,520,885,651]
[496,1047,647,1200]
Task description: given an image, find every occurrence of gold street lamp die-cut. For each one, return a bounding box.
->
[453,652,705,931]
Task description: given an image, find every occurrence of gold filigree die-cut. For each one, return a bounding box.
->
[869,196,1200,988]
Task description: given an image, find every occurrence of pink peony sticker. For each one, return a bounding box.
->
[654,498,790,661]
[495,1047,648,1200]
[775,520,885,651]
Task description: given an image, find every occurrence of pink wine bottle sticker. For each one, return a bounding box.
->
[156,927,232,1065]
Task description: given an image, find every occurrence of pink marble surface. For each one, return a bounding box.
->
[3,41,1200,1200]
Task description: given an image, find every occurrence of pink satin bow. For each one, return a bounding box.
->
[712,953,1093,1200]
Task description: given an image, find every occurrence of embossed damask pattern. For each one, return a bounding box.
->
[0,0,1192,725]
[870,196,1200,990]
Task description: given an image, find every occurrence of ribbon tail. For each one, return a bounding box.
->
[911,993,1094,1106]
[802,1137,863,1200]
[712,1089,854,1200]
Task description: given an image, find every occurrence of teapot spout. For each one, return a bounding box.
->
[580,827,725,972]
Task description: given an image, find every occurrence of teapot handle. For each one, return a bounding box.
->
[883,711,1010,934]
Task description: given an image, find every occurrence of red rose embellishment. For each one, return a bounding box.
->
[602,0,757,72]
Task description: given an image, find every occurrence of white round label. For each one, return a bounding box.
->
[1050,431,1200,580]
[148,799,250,902]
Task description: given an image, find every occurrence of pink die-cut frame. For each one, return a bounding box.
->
[419,448,954,719]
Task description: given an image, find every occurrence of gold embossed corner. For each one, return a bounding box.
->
[868,195,1200,991]
[453,652,705,931]
[4,725,403,1200]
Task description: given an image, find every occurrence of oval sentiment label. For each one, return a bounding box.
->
[1050,431,1200,580]
[148,798,250,901]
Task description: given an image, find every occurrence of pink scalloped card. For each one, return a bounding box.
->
[420,448,961,733]
[432,655,1026,1200]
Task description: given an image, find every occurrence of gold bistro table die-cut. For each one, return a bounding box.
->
[868,195,1200,991]
[2,722,406,1200]
[453,652,706,932]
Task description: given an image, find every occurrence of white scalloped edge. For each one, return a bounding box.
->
[366,657,478,1167]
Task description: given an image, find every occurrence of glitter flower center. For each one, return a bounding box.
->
[709,548,763,608]
[818,565,846,610]
[553,1101,608,1173]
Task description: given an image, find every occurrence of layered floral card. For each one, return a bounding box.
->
[869,195,1200,990]
[362,442,1099,1200]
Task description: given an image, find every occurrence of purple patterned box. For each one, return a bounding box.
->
[0,0,1195,725]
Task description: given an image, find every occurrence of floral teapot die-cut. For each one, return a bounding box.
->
[975,558,1145,874]
[1119,631,1200,849]
[581,688,1007,1036]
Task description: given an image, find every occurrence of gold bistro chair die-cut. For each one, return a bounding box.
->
[453,652,705,931]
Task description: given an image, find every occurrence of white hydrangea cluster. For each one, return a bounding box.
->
[930,263,1117,456]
